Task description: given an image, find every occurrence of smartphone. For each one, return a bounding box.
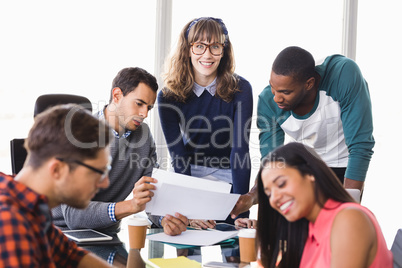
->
[212,223,243,232]
[63,229,113,242]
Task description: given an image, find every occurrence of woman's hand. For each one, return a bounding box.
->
[235,218,257,229]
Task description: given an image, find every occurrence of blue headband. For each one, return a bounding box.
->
[185,17,228,44]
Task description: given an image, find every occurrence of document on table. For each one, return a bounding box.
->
[145,168,240,220]
[147,229,239,247]
[146,256,201,268]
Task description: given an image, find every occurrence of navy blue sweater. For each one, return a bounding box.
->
[157,76,253,195]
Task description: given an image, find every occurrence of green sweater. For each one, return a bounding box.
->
[257,55,374,181]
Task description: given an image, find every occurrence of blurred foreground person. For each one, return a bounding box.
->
[0,104,114,267]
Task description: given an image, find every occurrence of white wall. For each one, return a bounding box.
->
[356,1,402,247]
[0,1,156,172]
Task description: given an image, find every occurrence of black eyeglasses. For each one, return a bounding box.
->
[190,42,224,56]
[56,157,111,182]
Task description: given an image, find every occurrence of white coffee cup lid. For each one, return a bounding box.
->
[127,217,149,226]
[238,228,256,238]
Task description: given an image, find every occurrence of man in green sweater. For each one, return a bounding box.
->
[231,46,374,218]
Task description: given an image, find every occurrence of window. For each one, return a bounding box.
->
[356,1,402,247]
[0,1,156,173]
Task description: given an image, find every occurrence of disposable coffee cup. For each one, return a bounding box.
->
[238,228,257,263]
[127,217,149,249]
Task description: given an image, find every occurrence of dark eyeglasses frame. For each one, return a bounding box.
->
[190,42,225,56]
[56,157,110,182]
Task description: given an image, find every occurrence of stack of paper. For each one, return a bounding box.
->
[146,168,240,220]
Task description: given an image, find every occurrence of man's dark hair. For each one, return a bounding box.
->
[25,104,112,169]
[109,67,158,103]
[272,46,316,83]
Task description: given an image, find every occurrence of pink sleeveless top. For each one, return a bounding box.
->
[300,199,393,268]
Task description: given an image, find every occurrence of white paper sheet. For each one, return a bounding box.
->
[201,245,225,264]
[151,168,232,193]
[146,169,239,220]
[146,229,239,247]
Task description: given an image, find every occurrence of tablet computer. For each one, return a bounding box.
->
[63,229,113,242]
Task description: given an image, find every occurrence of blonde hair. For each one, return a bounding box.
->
[162,17,239,102]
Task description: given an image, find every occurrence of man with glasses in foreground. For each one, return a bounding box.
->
[0,104,153,266]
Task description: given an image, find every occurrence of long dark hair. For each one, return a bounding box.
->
[256,142,355,268]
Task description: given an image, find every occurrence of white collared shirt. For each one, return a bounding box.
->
[98,106,132,139]
[192,77,217,97]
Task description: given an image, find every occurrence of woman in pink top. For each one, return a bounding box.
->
[255,142,393,268]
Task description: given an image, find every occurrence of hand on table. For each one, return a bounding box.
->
[162,213,189,236]
[188,219,216,230]
[235,218,257,229]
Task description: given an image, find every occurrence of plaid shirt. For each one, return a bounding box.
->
[0,173,88,267]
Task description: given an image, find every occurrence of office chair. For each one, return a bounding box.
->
[10,94,92,175]
[33,94,92,117]
[392,229,402,268]
[10,139,27,175]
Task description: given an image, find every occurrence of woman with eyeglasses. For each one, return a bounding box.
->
[255,142,392,268]
[157,17,253,235]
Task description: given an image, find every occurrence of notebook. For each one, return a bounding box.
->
[146,256,201,268]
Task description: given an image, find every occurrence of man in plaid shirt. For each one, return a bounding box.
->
[0,104,156,267]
